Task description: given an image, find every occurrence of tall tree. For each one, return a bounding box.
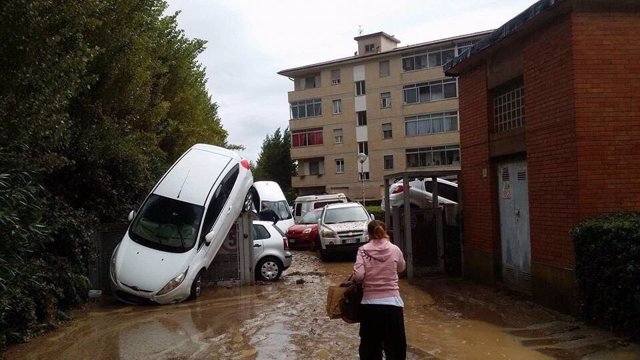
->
[0,0,232,347]
[254,128,295,199]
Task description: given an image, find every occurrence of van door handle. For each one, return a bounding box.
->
[253,243,262,248]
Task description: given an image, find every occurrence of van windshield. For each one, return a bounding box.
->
[324,207,370,224]
[262,200,292,220]
[129,194,204,253]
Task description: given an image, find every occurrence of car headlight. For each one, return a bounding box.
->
[321,226,337,238]
[156,268,189,296]
[110,245,119,283]
[302,227,312,234]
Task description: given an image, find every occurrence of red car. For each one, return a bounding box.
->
[285,208,322,250]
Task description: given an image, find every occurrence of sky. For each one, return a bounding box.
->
[165,0,538,163]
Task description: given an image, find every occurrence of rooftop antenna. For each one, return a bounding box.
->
[357,25,363,35]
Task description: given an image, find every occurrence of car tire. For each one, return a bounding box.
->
[255,256,282,281]
[242,189,253,213]
[319,248,330,262]
[188,269,204,300]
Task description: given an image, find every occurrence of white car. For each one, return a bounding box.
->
[252,220,292,281]
[317,202,374,261]
[110,144,254,304]
[381,177,458,210]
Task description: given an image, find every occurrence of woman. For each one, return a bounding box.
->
[353,220,407,360]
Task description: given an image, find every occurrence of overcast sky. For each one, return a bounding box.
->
[165,0,538,162]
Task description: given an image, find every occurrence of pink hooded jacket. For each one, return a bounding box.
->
[353,237,406,300]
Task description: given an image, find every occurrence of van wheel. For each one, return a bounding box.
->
[188,270,204,300]
[255,257,282,281]
[242,190,253,213]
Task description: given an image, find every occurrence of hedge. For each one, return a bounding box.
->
[571,213,640,339]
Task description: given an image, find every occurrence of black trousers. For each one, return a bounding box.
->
[359,304,406,360]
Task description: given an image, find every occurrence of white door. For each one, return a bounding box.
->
[498,160,532,293]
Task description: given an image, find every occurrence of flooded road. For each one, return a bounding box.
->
[4,251,638,359]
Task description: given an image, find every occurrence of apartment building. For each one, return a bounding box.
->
[278,30,491,202]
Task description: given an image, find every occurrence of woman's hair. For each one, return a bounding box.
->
[367,220,387,240]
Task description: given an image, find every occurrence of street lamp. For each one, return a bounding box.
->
[357,153,368,205]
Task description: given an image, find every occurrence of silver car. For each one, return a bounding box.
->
[252,220,292,281]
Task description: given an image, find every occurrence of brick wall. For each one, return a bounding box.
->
[458,65,498,254]
[572,12,640,217]
[523,14,579,269]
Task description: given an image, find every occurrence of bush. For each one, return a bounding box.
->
[571,213,640,339]
[366,205,384,221]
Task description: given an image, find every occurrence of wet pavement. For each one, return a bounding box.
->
[3,251,638,359]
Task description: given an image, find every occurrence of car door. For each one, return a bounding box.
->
[252,224,271,262]
[199,164,240,264]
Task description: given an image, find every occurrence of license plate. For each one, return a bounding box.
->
[344,238,355,244]
[289,239,296,243]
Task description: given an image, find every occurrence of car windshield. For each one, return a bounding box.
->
[324,206,369,224]
[129,194,204,253]
[300,210,321,224]
[262,200,292,220]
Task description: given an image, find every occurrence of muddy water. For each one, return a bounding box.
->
[4,251,638,360]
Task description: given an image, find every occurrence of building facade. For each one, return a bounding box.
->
[278,31,491,202]
[445,0,640,314]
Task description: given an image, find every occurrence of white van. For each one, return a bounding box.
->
[293,193,348,223]
[110,144,253,304]
[250,181,295,233]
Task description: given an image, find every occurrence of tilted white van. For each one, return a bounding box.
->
[251,181,295,233]
[110,144,253,304]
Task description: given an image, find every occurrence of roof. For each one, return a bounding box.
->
[444,0,563,75]
[278,30,493,77]
[353,31,400,43]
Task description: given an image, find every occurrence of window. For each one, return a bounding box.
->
[290,99,322,119]
[355,80,366,96]
[358,141,368,155]
[493,80,525,133]
[405,111,458,136]
[384,155,394,170]
[359,172,370,181]
[379,60,390,77]
[401,46,460,71]
[332,99,342,114]
[331,69,341,85]
[403,78,457,104]
[365,43,376,52]
[380,92,391,108]
[305,74,319,89]
[291,128,323,147]
[252,224,271,240]
[333,128,343,144]
[357,111,367,126]
[406,145,460,167]
[382,123,393,139]
[335,159,344,174]
[309,160,320,175]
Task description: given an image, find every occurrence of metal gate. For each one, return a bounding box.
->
[498,160,532,293]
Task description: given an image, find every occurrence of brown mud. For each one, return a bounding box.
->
[4,251,638,359]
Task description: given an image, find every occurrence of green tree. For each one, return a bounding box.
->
[0,0,233,348]
[254,128,296,199]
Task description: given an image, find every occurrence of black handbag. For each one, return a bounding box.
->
[340,275,363,324]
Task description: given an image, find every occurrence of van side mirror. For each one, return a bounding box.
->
[259,209,280,224]
[128,210,136,222]
[370,213,376,220]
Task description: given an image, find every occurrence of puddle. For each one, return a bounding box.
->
[3,251,637,359]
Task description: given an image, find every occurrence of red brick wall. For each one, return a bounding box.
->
[458,65,498,254]
[523,15,579,269]
[572,12,640,217]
